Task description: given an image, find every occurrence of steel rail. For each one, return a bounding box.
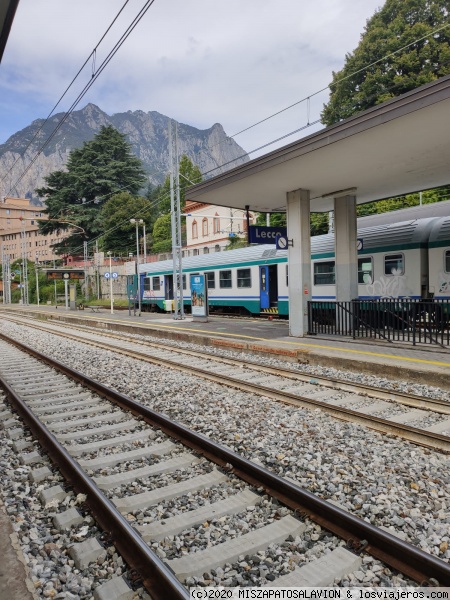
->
[4,313,450,414]
[1,333,450,585]
[3,322,448,453]
[0,356,189,599]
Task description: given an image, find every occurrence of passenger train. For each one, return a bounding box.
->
[134,203,450,317]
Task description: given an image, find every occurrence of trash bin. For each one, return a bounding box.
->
[164,299,173,312]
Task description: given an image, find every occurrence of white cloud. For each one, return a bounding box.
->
[0,0,383,156]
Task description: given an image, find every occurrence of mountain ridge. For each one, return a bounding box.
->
[0,103,249,200]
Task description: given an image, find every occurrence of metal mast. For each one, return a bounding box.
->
[1,243,11,304]
[169,119,184,319]
[83,241,89,301]
[21,223,29,304]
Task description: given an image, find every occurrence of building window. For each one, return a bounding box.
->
[6,209,10,214]
[202,218,208,236]
[384,253,404,275]
[152,276,160,291]
[313,261,335,285]
[237,268,251,288]
[358,257,373,284]
[215,245,221,252]
[193,248,199,256]
[192,221,198,239]
[219,270,232,288]
[203,247,209,254]
[207,272,215,289]
[445,250,450,273]
[213,214,220,233]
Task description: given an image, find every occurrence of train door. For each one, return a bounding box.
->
[260,265,279,311]
[165,275,174,300]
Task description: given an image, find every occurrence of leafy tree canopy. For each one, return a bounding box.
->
[151,155,202,251]
[321,0,450,126]
[36,125,147,255]
[100,192,152,256]
[157,155,202,215]
[152,213,173,253]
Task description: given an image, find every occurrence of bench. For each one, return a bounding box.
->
[90,306,102,313]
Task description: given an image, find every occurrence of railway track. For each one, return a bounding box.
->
[1,335,450,598]
[2,314,450,453]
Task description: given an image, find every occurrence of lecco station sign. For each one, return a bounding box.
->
[248,226,287,244]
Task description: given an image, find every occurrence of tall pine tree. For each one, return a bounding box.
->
[36,125,147,254]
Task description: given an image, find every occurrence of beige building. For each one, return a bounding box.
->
[0,197,67,263]
[183,200,254,256]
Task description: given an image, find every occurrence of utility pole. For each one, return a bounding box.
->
[169,119,184,320]
[21,223,29,305]
[83,241,89,301]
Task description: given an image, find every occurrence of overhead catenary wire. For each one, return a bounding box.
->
[0,0,131,187]
[6,0,158,195]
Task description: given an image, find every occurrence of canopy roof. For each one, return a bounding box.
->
[187,76,450,213]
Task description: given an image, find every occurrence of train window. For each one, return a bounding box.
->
[358,257,373,284]
[237,268,251,288]
[313,261,335,285]
[219,270,232,288]
[144,278,151,292]
[152,276,160,291]
[286,265,288,287]
[445,250,450,273]
[207,272,215,289]
[182,275,187,290]
[384,253,404,275]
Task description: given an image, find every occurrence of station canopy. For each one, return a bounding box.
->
[186,75,450,214]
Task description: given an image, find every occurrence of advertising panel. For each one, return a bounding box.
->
[190,274,207,317]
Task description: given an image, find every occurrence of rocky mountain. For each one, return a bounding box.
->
[0,104,249,199]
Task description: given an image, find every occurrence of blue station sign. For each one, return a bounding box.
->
[248,226,287,244]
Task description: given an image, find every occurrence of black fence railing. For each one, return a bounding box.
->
[308,299,450,346]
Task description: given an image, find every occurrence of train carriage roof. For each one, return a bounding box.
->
[141,245,288,276]
[429,216,450,247]
[140,204,450,275]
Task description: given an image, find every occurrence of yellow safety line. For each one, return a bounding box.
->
[4,308,450,369]
[104,317,450,368]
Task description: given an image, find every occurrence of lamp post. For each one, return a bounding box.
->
[107,251,114,315]
[130,218,144,316]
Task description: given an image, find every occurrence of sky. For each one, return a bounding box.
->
[0,0,383,161]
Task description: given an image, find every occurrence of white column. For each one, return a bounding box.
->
[287,189,311,337]
[334,195,358,302]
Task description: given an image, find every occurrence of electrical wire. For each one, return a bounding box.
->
[0,0,131,187]
[6,0,157,195]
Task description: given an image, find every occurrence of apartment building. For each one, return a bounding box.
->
[0,197,67,263]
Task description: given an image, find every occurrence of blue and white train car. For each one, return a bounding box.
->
[428,215,450,299]
[137,210,450,316]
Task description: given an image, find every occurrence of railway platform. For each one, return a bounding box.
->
[1,304,449,389]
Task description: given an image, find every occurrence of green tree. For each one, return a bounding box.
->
[151,155,202,251]
[36,126,147,255]
[321,0,450,126]
[100,192,152,256]
[157,155,202,215]
[152,214,173,253]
